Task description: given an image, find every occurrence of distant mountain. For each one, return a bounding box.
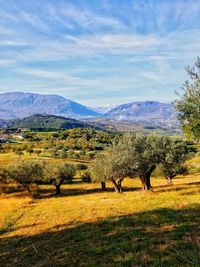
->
[0,92,100,119]
[11,114,91,130]
[0,92,179,130]
[0,119,12,128]
[106,101,178,128]
[92,104,118,114]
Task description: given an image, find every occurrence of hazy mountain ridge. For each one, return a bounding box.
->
[0,92,100,119]
[106,101,175,120]
[0,93,178,130]
[104,101,178,129]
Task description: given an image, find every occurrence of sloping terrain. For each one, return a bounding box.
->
[0,176,200,266]
[11,114,91,130]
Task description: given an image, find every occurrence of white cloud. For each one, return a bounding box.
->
[15,68,99,87]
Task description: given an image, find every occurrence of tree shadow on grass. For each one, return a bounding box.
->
[37,186,139,199]
[154,181,200,194]
[0,205,200,267]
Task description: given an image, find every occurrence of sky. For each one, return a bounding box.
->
[0,0,200,107]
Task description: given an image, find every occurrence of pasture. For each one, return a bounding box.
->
[0,175,200,266]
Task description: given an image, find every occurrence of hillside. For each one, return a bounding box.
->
[0,92,100,119]
[1,176,200,266]
[11,114,90,130]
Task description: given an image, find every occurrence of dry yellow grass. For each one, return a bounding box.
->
[1,149,200,266]
[0,174,200,266]
[0,152,38,166]
[0,193,32,232]
[0,152,88,168]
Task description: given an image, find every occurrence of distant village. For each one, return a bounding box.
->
[0,132,24,143]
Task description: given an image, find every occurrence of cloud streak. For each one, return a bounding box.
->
[0,0,199,105]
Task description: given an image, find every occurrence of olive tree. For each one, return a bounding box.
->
[45,163,76,194]
[126,135,164,191]
[159,138,189,185]
[176,57,200,141]
[90,134,135,193]
[90,134,190,192]
[7,160,44,196]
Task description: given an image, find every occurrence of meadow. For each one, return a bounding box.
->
[0,174,200,266]
[1,130,200,266]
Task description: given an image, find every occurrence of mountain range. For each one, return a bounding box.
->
[0,92,99,119]
[0,92,178,129]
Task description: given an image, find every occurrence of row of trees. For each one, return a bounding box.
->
[0,161,77,196]
[90,134,192,192]
[0,134,194,196]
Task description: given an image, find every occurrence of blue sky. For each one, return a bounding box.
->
[0,0,200,107]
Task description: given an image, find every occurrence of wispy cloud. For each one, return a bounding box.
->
[0,0,199,105]
[15,68,99,87]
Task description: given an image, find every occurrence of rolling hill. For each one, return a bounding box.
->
[11,114,91,130]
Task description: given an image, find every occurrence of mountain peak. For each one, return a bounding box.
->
[0,92,100,119]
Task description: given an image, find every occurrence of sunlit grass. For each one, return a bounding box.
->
[0,174,200,266]
[0,152,88,167]
[0,193,32,233]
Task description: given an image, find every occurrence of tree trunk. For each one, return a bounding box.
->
[117,178,124,193]
[166,176,173,185]
[55,184,61,194]
[140,176,146,190]
[111,179,121,193]
[101,182,106,191]
[140,165,156,191]
[144,174,152,190]
[23,184,34,197]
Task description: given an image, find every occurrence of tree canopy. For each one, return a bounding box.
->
[176,57,200,141]
[89,134,191,192]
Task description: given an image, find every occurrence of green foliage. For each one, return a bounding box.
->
[76,163,88,171]
[12,114,90,131]
[6,160,45,196]
[90,134,136,192]
[26,146,34,155]
[45,163,76,194]
[176,57,200,140]
[90,134,191,191]
[159,138,190,183]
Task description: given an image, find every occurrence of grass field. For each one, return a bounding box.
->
[0,174,200,266]
[0,152,89,167]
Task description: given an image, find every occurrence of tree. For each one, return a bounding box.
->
[7,160,44,196]
[176,57,200,141]
[60,149,68,160]
[159,138,189,185]
[76,163,88,176]
[126,135,163,191]
[26,147,34,156]
[45,163,76,194]
[15,150,24,158]
[34,149,42,157]
[51,149,58,158]
[90,134,134,193]
[89,153,109,192]
[0,144,5,153]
